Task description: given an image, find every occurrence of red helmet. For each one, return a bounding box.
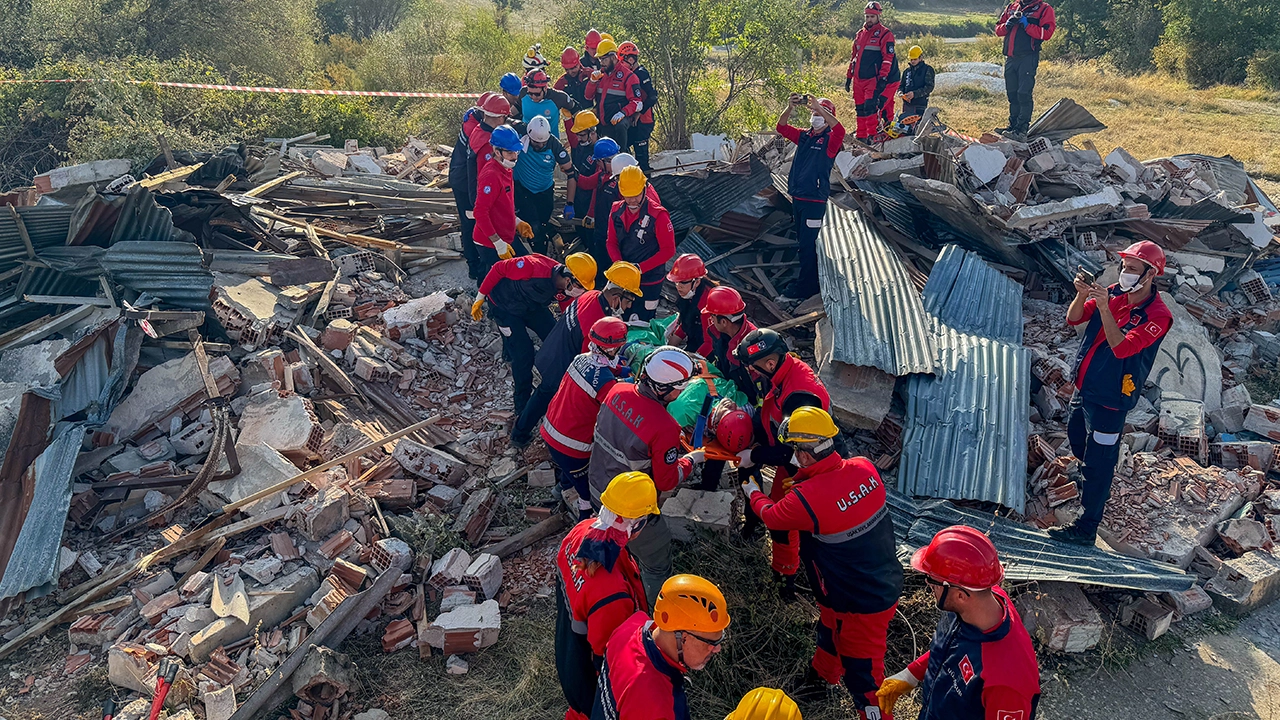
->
[865,1,883,14]
[817,97,836,116]
[561,46,581,69]
[666,253,707,283]
[703,286,746,317]
[910,525,1003,591]
[1117,240,1166,276]
[585,29,602,51]
[526,69,550,89]
[617,41,639,59]
[481,94,511,117]
[715,409,753,453]
[589,316,629,349]
[476,91,494,108]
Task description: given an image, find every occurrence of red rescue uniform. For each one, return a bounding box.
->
[671,280,716,357]
[472,159,516,250]
[848,23,897,140]
[591,612,689,720]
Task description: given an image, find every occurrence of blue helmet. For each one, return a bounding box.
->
[499,72,523,96]
[593,137,620,159]
[489,125,522,153]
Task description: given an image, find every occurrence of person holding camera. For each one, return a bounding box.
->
[995,0,1056,140]
[775,93,843,304]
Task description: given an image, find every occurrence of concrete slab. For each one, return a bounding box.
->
[106,353,240,441]
[207,441,300,516]
[236,390,323,459]
[1016,581,1103,653]
[814,317,895,430]
[188,567,319,662]
[662,489,736,542]
[1207,551,1280,616]
[420,599,501,653]
[1151,292,1223,411]
[1007,187,1123,229]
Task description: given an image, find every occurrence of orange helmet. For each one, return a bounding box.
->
[617,41,639,59]
[653,574,730,633]
[666,253,707,283]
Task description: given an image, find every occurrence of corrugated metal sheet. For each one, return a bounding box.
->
[921,245,1022,344]
[816,204,937,376]
[101,242,213,308]
[649,155,773,233]
[0,425,81,601]
[675,231,738,282]
[109,185,196,246]
[1027,98,1107,142]
[888,491,1193,592]
[0,206,74,274]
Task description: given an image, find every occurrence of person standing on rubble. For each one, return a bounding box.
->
[607,166,675,324]
[741,407,902,719]
[471,251,598,421]
[514,115,576,255]
[585,39,643,151]
[559,50,594,145]
[775,95,843,305]
[511,261,643,448]
[473,125,536,274]
[500,72,526,122]
[542,316,633,520]
[734,328,834,602]
[663,253,717,354]
[556,471,656,720]
[590,348,707,603]
[899,46,934,124]
[592,574,729,720]
[1051,240,1171,546]
[995,0,1056,140]
[846,2,896,143]
[617,42,657,174]
[449,92,496,283]
[876,526,1040,720]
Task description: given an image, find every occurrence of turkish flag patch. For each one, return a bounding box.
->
[958,655,975,684]
[995,712,1024,720]
[1145,322,1163,338]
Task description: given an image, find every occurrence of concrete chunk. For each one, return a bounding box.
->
[420,599,501,653]
[207,441,300,516]
[105,353,240,441]
[1206,550,1280,615]
[1007,187,1123,229]
[463,554,503,600]
[297,486,350,542]
[34,158,132,193]
[962,144,1006,185]
[1015,582,1103,653]
[1244,404,1280,442]
[662,489,735,542]
[189,567,319,662]
[1150,293,1222,412]
[392,438,466,482]
[236,390,323,459]
[202,683,237,720]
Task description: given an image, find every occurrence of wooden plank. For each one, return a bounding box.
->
[252,207,403,252]
[243,170,306,199]
[0,305,96,353]
[158,134,177,171]
[131,162,204,189]
[6,206,35,259]
[484,513,568,559]
[176,536,226,589]
[22,295,114,307]
[763,310,827,333]
[705,240,756,266]
[395,152,436,180]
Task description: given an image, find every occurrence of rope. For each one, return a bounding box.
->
[0,77,478,98]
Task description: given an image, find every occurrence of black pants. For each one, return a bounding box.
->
[1005,53,1040,133]
[628,282,662,323]
[590,230,613,288]
[492,305,557,418]
[514,181,556,255]
[901,99,929,124]
[555,583,600,717]
[600,117,628,151]
[548,445,592,500]
[451,184,483,282]
[789,200,827,298]
[629,122,654,173]
[1067,393,1126,535]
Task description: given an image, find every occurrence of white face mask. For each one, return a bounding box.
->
[1118,271,1143,292]
[810,115,826,130]
[679,288,695,300]
[566,285,585,298]
[498,157,518,169]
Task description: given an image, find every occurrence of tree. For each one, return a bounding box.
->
[317,0,422,40]
[563,0,814,148]
[1156,0,1280,85]
[1103,0,1164,73]
[1051,0,1110,57]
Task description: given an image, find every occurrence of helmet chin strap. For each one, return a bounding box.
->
[674,631,691,672]
[935,584,951,611]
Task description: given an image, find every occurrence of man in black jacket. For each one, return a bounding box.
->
[899,45,935,123]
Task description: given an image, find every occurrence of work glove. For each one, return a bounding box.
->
[845,76,852,92]
[683,449,705,464]
[563,202,575,220]
[1020,15,1029,26]
[494,238,515,260]
[583,215,595,229]
[663,319,680,344]
[741,476,762,499]
[470,292,486,321]
[611,112,626,126]
[734,448,755,469]
[515,219,534,239]
[465,210,475,219]
[876,669,921,717]
[590,70,604,82]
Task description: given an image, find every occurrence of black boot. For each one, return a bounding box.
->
[774,571,798,603]
[1048,523,1096,546]
[786,665,835,702]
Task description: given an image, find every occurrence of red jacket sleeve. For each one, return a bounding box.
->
[907,651,930,681]
[637,209,676,274]
[995,5,1013,35]
[472,166,500,245]
[624,73,643,116]
[1028,5,1056,40]
[826,122,846,158]
[1112,313,1171,359]
[1066,297,1096,326]
[880,30,896,79]
[982,685,1035,720]
[848,37,858,79]
[478,258,514,296]
[606,203,623,263]
[776,122,802,144]
[651,419,688,493]
[585,582,638,657]
[554,75,568,92]
[749,488,817,532]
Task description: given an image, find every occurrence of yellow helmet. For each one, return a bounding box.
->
[600,32,615,43]
[600,471,660,519]
[596,39,619,57]
[617,165,647,198]
[565,252,597,291]
[653,574,730,633]
[604,261,642,297]
[777,406,838,445]
[726,688,802,720]
[572,110,600,132]
[908,45,924,60]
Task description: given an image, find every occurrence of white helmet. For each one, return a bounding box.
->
[611,153,638,176]
[642,346,695,392]
[523,43,548,72]
[528,115,552,143]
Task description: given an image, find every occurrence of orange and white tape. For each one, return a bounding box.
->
[0,77,478,98]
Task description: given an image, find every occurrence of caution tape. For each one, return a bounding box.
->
[0,77,478,98]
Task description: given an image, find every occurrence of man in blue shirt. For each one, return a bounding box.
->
[514,115,576,255]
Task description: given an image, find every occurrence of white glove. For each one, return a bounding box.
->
[741,476,762,498]
[611,112,626,125]
[734,448,755,469]
[683,449,705,464]
[494,238,514,259]
[465,210,475,219]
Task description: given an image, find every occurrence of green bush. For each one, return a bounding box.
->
[1156,0,1280,86]
[1246,50,1280,90]
[1103,0,1164,73]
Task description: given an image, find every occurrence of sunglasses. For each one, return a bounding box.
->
[683,630,725,647]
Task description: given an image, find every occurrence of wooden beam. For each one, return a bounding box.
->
[0,305,96,353]
[22,295,115,307]
[764,310,826,333]
[285,329,364,405]
[131,162,204,189]
[158,134,177,171]
[252,207,404,252]
[6,205,35,259]
[243,170,306,198]
[484,513,568,559]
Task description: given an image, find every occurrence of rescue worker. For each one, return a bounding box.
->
[556,471,655,720]
[663,253,716,355]
[514,115,576,255]
[995,0,1056,139]
[448,92,494,282]
[775,95,843,304]
[569,118,604,257]
[876,526,1040,720]
[542,316,632,519]
[876,38,901,134]
[582,29,603,71]
[587,138,622,282]
[590,348,706,603]
[607,166,675,324]
[463,94,513,272]
[617,42,657,173]
[499,72,525,121]
[703,286,758,403]
[845,2,896,142]
[1052,241,1170,546]
[899,46,934,123]
[734,328,833,599]
[472,125,535,274]
[522,68,577,137]
[472,251,596,420]
[511,261,643,447]
[727,689,803,720]
[558,49,593,144]
[592,574,729,720]
[741,407,902,718]
[586,39,643,150]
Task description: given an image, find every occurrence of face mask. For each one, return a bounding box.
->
[1118,271,1143,292]
[679,287,695,300]
[810,115,826,130]
[499,157,517,169]
[566,285,585,298]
